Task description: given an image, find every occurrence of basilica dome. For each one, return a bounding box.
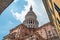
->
[25,6,37,20]
[23,6,39,28]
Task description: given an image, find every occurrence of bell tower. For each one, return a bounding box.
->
[23,6,39,28]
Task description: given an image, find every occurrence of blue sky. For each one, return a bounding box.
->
[0,0,50,40]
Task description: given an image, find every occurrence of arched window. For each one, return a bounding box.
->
[29,20,32,24]
[29,20,30,24]
[30,20,32,24]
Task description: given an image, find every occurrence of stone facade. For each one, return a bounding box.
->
[3,24,45,40]
[42,0,60,36]
[36,22,59,40]
[3,6,59,40]
[3,23,59,40]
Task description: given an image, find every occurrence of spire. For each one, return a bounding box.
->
[30,6,32,11]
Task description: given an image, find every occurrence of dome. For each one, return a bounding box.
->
[25,6,37,19]
[23,6,39,28]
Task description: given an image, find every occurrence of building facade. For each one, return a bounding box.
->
[3,6,59,40]
[37,22,59,40]
[42,0,60,36]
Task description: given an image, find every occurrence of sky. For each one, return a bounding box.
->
[0,0,50,40]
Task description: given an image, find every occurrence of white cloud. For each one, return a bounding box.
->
[11,0,32,22]
[11,0,50,26]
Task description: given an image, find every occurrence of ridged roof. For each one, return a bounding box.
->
[25,6,37,18]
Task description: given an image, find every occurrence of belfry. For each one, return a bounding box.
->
[23,6,39,28]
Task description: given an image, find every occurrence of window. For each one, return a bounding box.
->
[29,20,32,24]
[48,31,51,33]
[48,31,51,36]
[53,33,55,36]
[29,20,30,24]
[30,20,32,24]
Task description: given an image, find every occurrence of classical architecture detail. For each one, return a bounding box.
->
[3,24,45,40]
[3,6,59,40]
[23,6,39,28]
[42,0,60,36]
